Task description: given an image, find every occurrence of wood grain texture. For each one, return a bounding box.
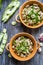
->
[0,0,43,65]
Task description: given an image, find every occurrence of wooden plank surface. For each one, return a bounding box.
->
[0,0,43,65]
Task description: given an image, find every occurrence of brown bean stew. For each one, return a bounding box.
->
[12,36,33,57]
[22,4,43,26]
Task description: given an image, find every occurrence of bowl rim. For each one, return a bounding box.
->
[19,0,43,29]
[9,32,37,61]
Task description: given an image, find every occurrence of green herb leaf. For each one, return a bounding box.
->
[13,40,16,44]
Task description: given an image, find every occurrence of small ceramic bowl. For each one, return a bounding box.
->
[6,32,40,61]
[15,0,43,28]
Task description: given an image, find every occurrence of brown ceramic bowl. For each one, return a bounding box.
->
[6,32,40,61]
[15,0,43,28]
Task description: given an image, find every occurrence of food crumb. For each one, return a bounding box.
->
[11,21,17,26]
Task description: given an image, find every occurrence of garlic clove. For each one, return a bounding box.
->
[39,33,43,42]
[39,42,43,47]
[38,47,42,53]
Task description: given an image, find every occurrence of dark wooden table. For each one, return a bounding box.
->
[0,0,43,65]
